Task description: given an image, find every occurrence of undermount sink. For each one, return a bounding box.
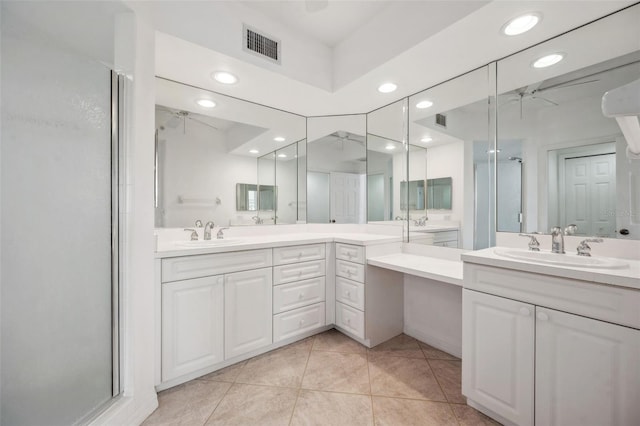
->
[493,248,629,270]
[176,239,242,248]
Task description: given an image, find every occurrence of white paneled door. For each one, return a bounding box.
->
[331,172,361,223]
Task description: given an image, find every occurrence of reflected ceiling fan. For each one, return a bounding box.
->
[327,131,365,150]
[502,78,599,119]
[156,106,220,134]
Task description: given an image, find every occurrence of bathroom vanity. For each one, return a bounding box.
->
[154,230,404,390]
[461,248,640,426]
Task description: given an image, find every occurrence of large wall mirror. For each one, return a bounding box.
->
[367,99,409,229]
[408,65,492,249]
[154,77,306,228]
[307,115,367,223]
[497,5,640,240]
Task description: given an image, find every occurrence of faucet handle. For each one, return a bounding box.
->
[216,227,229,239]
[519,233,541,251]
[576,238,603,257]
[183,228,198,241]
[195,220,203,227]
[564,224,578,235]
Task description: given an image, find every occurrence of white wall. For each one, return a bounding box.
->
[426,142,464,224]
[276,157,298,224]
[157,120,257,227]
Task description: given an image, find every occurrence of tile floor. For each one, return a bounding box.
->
[143,330,500,426]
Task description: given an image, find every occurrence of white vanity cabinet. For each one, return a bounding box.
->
[272,244,326,342]
[462,262,640,426]
[224,267,273,359]
[335,243,366,339]
[161,275,224,382]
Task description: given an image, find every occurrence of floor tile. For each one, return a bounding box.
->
[235,344,310,388]
[372,396,458,426]
[368,334,425,359]
[291,390,374,426]
[205,383,297,426]
[419,342,460,360]
[368,354,446,401]
[451,403,503,426]
[302,351,370,394]
[313,329,367,354]
[142,380,231,426]
[198,360,247,383]
[428,359,465,404]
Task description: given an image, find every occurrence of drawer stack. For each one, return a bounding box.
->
[272,243,326,342]
[334,243,366,339]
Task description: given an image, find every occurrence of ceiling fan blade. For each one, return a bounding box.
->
[538,79,600,92]
[188,116,220,131]
[531,95,559,106]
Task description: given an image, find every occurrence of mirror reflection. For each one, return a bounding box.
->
[307,115,367,223]
[497,8,640,240]
[154,77,306,228]
[408,66,491,249]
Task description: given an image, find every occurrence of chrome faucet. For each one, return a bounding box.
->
[252,216,263,225]
[195,219,203,227]
[519,233,540,251]
[204,221,215,240]
[184,228,198,241]
[577,238,603,256]
[414,216,428,226]
[216,227,229,239]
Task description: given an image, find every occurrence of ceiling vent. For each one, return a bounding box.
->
[435,113,447,128]
[243,24,281,64]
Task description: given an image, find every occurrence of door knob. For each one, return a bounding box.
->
[619,229,630,235]
[537,312,549,321]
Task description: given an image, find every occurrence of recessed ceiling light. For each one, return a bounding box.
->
[378,83,397,93]
[486,149,502,154]
[249,149,259,154]
[212,71,238,85]
[274,136,285,142]
[532,53,564,68]
[196,99,216,108]
[278,153,287,158]
[416,100,433,109]
[502,13,541,36]
[385,144,396,150]
[421,137,433,143]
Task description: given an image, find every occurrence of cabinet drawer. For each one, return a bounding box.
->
[432,230,458,243]
[336,259,365,283]
[273,259,325,285]
[273,244,325,265]
[273,302,326,342]
[465,263,640,329]
[335,302,365,339]
[273,276,326,314]
[336,243,365,264]
[336,276,365,310]
[162,249,272,282]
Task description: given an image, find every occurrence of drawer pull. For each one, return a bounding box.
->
[346,290,351,297]
[519,307,531,317]
[347,318,351,324]
[298,252,302,258]
[298,292,305,299]
[348,252,354,258]
[537,312,549,321]
[299,319,305,327]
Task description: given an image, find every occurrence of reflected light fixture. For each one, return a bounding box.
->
[196,99,216,108]
[532,53,564,68]
[385,144,396,150]
[421,137,433,143]
[378,82,397,93]
[212,71,238,84]
[486,149,501,154]
[502,13,541,36]
[274,136,285,142]
[249,149,259,154]
[416,100,433,109]
[278,153,287,158]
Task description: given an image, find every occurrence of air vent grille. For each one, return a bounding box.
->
[435,113,447,128]
[243,25,281,64]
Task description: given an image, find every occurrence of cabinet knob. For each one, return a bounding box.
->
[299,319,305,326]
[346,290,351,297]
[519,307,531,317]
[346,318,351,324]
[298,293,304,299]
[537,312,549,321]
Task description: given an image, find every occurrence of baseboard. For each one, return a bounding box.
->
[90,391,158,426]
[403,326,462,358]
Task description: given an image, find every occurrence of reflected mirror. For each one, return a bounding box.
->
[409,66,491,249]
[154,77,306,227]
[497,5,640,240]
[307,115,367,223]
[367,99,409,228]
[400,180,425,211]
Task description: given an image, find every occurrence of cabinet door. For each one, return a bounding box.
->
[162,275,224,382]
[225,267,273,359]
[536,307,640,426]
[462,289,534,426]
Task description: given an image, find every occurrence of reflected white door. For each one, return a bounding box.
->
[564,154,615,237]
[331,172,360,223]
[616,142,640,238]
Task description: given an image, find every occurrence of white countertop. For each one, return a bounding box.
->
[409,225,459,233]
[462,247,640,290]
[155,232,402,258]
[367,253,463,286]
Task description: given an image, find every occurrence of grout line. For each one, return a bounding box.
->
[425,358,451,404]
[366,349,375,425]
[202,381,235,426]
[288,336,315,426]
